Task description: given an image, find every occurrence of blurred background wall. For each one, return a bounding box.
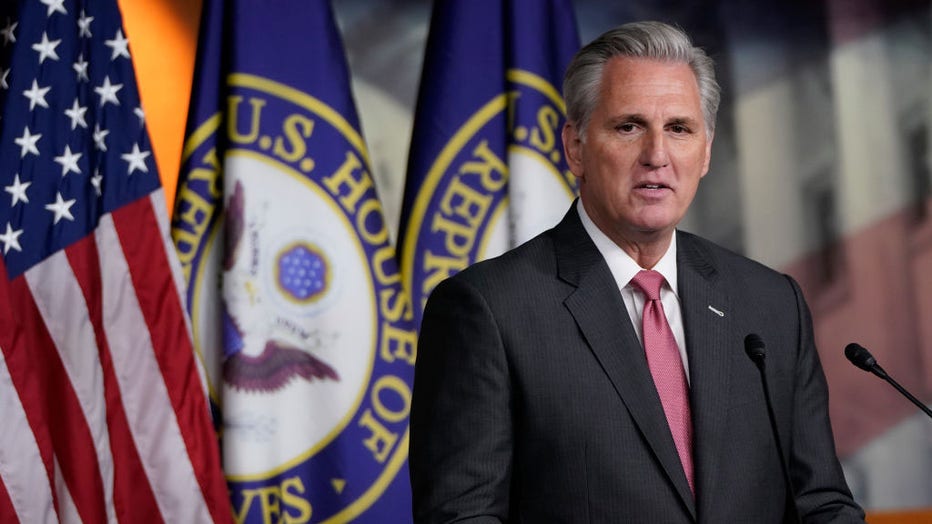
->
[123,0,931,513]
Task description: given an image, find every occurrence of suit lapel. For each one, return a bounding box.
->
[553,207,696,518]
[676,231,734,518]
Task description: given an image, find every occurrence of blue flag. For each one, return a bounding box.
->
[399,0,580,324]
[170,1,416,522]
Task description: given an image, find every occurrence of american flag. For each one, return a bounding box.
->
[0,0,231,522]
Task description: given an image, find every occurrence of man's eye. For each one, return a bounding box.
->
[617,123,637,132]
[669,124,689,134]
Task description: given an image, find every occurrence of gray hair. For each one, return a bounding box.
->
[563,21,721,137]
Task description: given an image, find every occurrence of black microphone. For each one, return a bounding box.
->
[744,334,801,524]
[845,343,932,420]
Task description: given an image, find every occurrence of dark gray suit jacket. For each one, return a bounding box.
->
[410,204,864,523]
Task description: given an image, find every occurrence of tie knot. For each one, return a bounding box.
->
[631,270,664,301]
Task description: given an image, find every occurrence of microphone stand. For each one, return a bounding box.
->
[745,334,801,524]
[845,343,932,420]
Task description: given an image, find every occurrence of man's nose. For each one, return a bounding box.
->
[639,130,670,168]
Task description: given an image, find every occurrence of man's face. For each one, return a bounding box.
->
[563,56,712,248]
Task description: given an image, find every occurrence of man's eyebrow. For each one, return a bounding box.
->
[611,114,648,126]
[609,114,701,127]
[667,116,700,127]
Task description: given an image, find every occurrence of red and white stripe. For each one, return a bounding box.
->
[0,191,231,523]
[0,348,58,523]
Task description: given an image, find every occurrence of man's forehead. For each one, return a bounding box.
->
[598,58,700,103]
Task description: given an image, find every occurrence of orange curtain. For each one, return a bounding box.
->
[867,509,932,523]
[119,0,201,212]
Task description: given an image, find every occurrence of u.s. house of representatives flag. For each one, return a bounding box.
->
[399,0,580,324]
[0,0,231,522]
[171,0,416,522]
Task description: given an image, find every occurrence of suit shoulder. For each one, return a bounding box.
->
[678,230,791,287]
[435,229,559,300]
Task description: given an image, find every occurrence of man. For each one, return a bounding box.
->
[409,21,864,523]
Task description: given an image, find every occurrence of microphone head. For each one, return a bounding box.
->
[845,343,877,372]
[744,333,766,365]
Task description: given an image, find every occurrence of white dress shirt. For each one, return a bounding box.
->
[576,200,690,382]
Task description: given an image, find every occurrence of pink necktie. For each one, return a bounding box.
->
[631,270,694,493]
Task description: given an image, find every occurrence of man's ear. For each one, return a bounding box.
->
[562,122,584,181]
[700,131,713,178]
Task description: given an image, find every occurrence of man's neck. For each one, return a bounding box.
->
[575,199,676,270]
[576,201,676,269]
[611,232,672,269]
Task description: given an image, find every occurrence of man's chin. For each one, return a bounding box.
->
[615,222,677,247]
[629,213,679,236]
